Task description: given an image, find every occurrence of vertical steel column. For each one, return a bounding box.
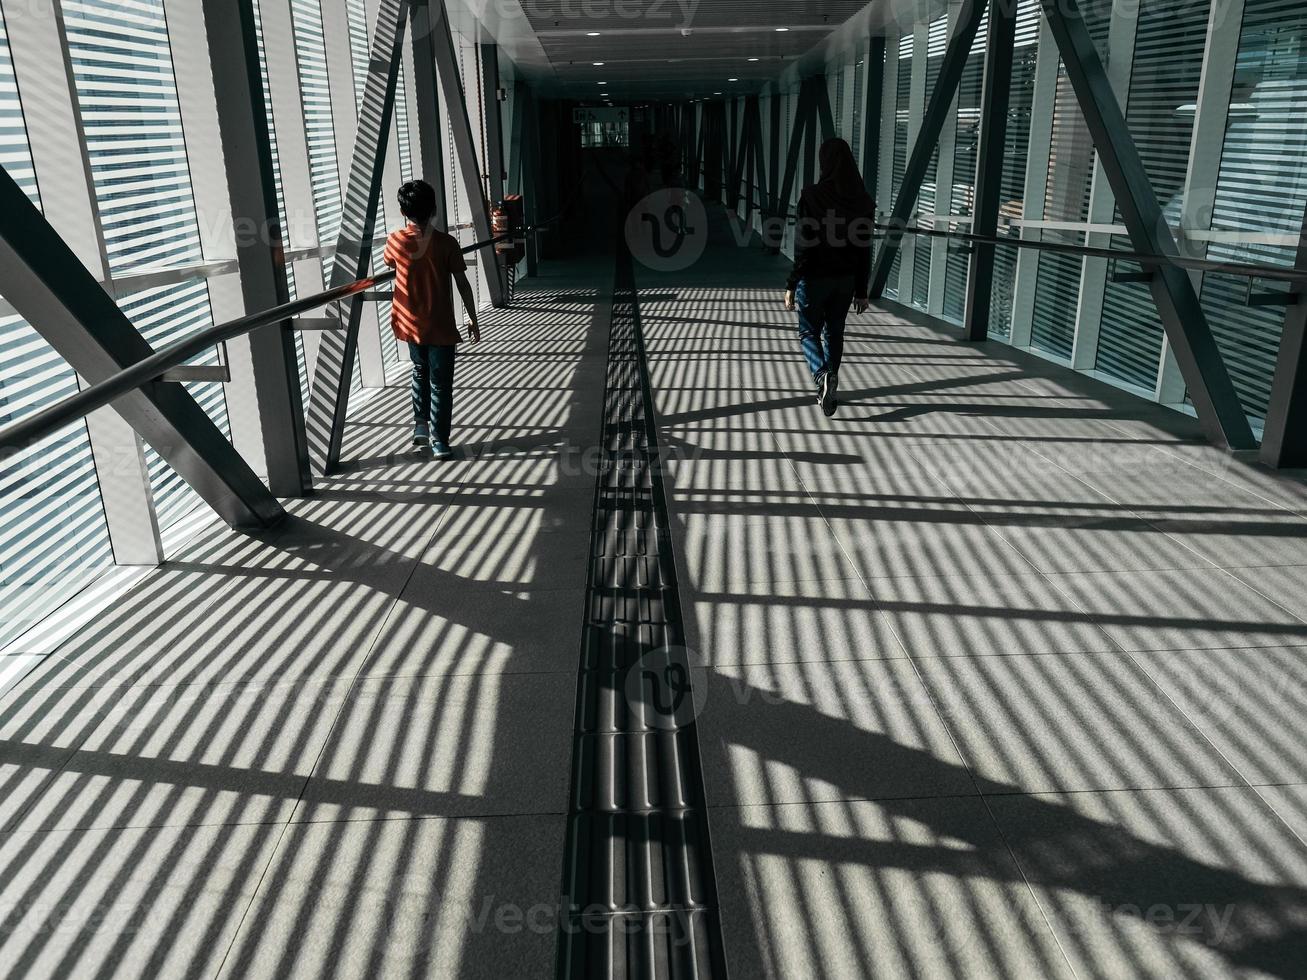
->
[862,37,886,200]
[1258,210,1307,467]
[763,92,773,214]
[479,43,508,304]
[869,0,986,299]
[803,85,818,187]
[1038,0,1255,451]
[0,169,285,529]
[522,88,542,276]
[876,32,899,247]
[963,0,1016,341]
[201,0,311,496]
[304,0,409,473]
[727,98,740,208]
[409,0,449,227]
[430,0,504,306]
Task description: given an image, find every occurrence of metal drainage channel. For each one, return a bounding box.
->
[556,248,728,979]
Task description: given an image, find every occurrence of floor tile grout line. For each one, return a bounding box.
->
[965,407,1307,630]
[953,411,1307,854]
[208,380,495,980]
[762,391,1085,979]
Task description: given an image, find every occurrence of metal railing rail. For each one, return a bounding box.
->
[0,232,508,454]
[727,182,1306,287]
[875,222,1307,288]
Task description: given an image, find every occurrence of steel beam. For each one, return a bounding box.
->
[409,0,449,227]
[430,0,504,306]
[777,78,817,225]
[0,167,284,529]
[815,75,836,140]
[202,0,311,496]
[869,0,986,300]
[304,0,409,473]
[480,43,508,304]
[1038,0,1255,451]
[962,0,1016,341]
[763,93,773,214]
[730,103,743,208]
[1259,209,1307,467]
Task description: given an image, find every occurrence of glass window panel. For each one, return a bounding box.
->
[62,0,229,530]
[0,2,114,648]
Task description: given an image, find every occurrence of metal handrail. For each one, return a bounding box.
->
[0,232,507,454]
[878,222,1307,287]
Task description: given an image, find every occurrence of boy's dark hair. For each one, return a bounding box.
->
[397,180,437,224]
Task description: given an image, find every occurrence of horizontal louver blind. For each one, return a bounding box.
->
[1096,0,1210,391]
[1199,0,1307,420]
[1030,0,1112,360]
[942,9,989,323]
[913,16,949,309]
[291,0,340,407]
[0,1,113,648]
[887,34,912,299]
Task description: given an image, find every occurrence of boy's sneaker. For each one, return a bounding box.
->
[412,423,430,446]
[431,440,454,461]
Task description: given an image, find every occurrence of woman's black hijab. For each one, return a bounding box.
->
[803,138,875,219]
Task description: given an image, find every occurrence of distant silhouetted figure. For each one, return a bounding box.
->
[784,138,875,417]
[383,180,480,460]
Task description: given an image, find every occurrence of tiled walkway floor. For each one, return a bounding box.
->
[638,213,1307,978]
[0,263,611,979]
[5,204,1307,978]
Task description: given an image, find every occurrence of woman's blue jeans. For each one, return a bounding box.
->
[409,342,456,445]
[795,276,854,382]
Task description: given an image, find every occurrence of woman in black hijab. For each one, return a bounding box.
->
[784,138,875,417]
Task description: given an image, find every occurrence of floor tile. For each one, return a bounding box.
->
[1136,646,1307,785]
[709,797,1072,980]
[294,672,575,822]
[684,577,904,667]
[989,786,1307,979]
[1047,567,1307,653]
[697,659,974,808]
[218,813,564,979]
[0,821,282,978]
[917,653,1240,794]
[9,678,349,834]
[870,572,1117,659]
[362,580,585,678]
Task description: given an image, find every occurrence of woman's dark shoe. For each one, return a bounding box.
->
[818,372,838,417]
[431,440,454,461]
[412,422,430,446]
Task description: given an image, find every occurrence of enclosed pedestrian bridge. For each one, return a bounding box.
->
[3,0,1307,976]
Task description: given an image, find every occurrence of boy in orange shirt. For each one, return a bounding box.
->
[382,180,480,460]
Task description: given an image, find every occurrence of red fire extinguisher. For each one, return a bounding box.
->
[492,194,526,265]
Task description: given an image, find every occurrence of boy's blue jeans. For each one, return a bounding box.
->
[409,342,456,445]
[795,275,855,382]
